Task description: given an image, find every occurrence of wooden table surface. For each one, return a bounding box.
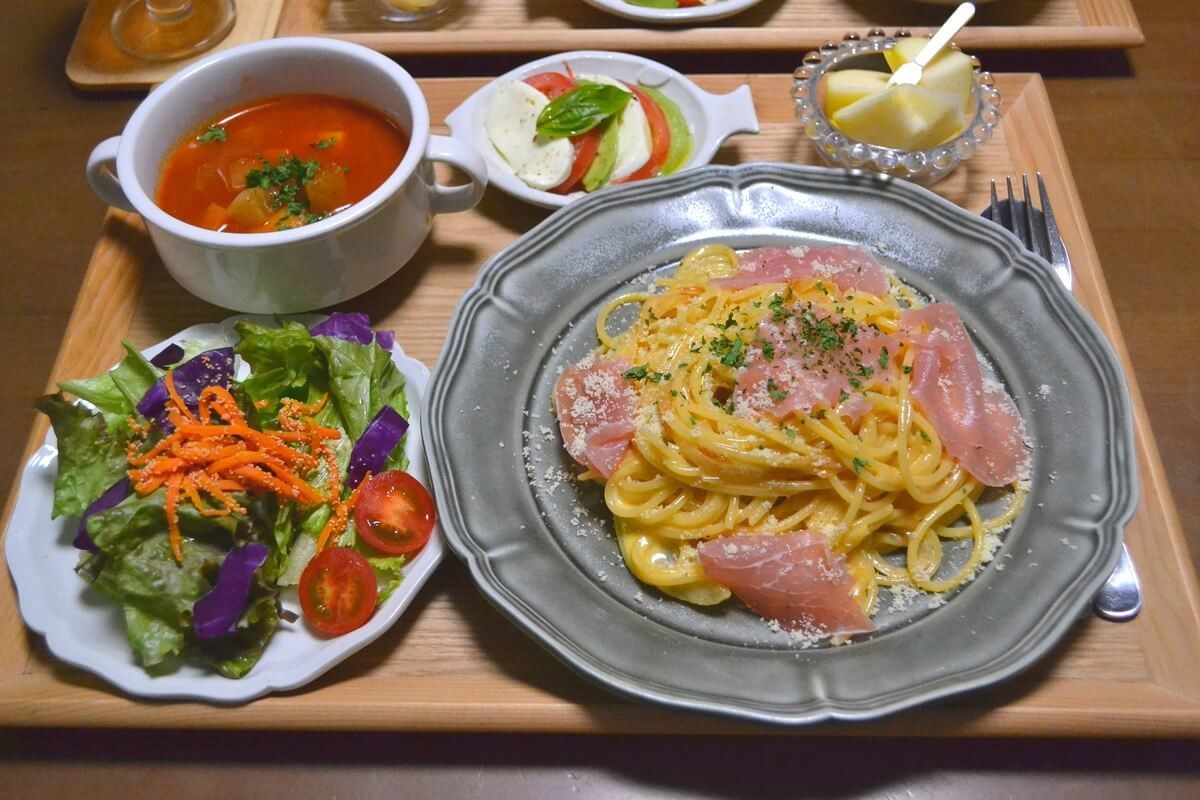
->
[2,0,1198,796]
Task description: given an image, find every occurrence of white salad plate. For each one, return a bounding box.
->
[444,50,759,210]
[3,314,444,704]
[580,0,764,25]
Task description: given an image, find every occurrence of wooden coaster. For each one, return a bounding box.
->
[66,0,286,92]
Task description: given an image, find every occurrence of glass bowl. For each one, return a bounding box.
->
[791,30,1002,185]
[371,0,460,24]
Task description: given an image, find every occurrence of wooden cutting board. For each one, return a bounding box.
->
[2,73,1197,736]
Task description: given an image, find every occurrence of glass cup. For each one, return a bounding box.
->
[111,0,237,62]
[372,0,460,24]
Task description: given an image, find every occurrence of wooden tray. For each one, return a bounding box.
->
[66,0,286,91]
[279,0,1145,55]
[2,73,1198,736]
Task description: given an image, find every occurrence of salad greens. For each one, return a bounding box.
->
[37,315,411,678]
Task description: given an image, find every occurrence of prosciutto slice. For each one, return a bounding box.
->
[697,532,876,638]
[733,312,898,421]
[553,355,637,479]
[713,245,891,297]
[900,304,1028,487]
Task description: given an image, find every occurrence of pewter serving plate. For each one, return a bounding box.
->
[422,164,1137,725]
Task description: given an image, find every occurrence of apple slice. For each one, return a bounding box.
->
[830,84,966,151]
[822,69,891,116]
[884,36,976,113]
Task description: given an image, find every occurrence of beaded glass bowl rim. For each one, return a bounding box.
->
[791,31,1002,180]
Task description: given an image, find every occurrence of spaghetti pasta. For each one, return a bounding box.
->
[556,243,1027,626]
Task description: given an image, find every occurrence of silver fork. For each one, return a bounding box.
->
[985,173,1143,622]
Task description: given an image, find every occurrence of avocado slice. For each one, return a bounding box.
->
[639,85,692,176]
[582,117,621,192]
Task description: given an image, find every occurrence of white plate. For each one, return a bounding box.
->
[580,0,764,24]
[3,314,444,704]
[445,50,758,209]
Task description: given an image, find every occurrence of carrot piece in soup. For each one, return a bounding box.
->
[200,202,229,231]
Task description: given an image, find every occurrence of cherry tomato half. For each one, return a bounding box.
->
[524,71,575,101]
[354,470,437,557]
[617,86,671,184]
[299,547,377,637]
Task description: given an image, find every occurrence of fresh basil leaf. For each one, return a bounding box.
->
[536,83,632,139]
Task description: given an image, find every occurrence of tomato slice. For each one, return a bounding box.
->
[551,127,604,194]
[678,0,704,6]
[524,71,575,101]
[299,547,377,637]
[354,470,437,557]
[617,86,671,184]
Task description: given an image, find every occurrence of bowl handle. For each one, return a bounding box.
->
[425,134,488,215]
[707,85,761,140]
[86,136,135,213]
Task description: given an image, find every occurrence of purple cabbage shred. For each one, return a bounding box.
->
[136,347,234,431]
[75,477,131,552]
[149,343,185,369]
[193,542,270,640]
[309,313,394,351]
[345,406,409,489]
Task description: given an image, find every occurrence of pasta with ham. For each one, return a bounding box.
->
[553,243,1029,642]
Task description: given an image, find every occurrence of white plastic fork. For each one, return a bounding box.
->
[888,3,977,87]
[986,173,1143,622]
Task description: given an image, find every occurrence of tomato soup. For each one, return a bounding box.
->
[157,94,410,234]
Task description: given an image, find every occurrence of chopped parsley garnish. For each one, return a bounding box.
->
[879,346,889,370]
[767,379,788,403]
[918,430,932,443]
[758,340,775,362]
[622,365,648,380]
[243,154,331,227]
[720,312,738,330]
[782,426,796,439]
[196,125,227,143]
[768,289,795,321]
[852,457,869,475]
[622,364,669,382]
[710,336,745,368]
[903,365,913,374]
[312,136,336,150]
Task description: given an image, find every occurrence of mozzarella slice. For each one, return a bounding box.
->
[485,80,573,191]
[578,74,652,182]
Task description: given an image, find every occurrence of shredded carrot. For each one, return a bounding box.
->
[125,378,343,564]
[164,371,198,424]
[165,473,184,563]
[315,473,368,552]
